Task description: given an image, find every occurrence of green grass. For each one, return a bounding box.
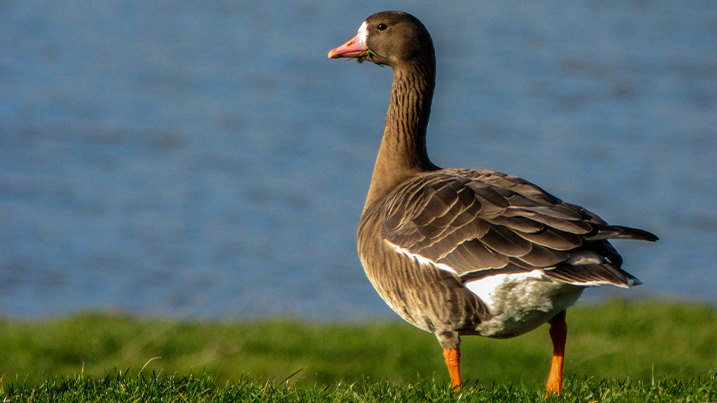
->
[0,300,716,402]
[2,372,716,402]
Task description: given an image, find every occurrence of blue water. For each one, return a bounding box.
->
[1,1,715,319]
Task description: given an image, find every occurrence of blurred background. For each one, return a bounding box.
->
[0,0,714,320]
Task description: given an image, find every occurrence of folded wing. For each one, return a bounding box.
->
[381,169,658,287]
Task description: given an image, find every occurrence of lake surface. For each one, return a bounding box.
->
[1,0,715,320]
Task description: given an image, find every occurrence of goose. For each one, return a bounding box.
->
[328,11,657,394]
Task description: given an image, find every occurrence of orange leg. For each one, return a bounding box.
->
[546,313,567,395]
[443,347,462,389]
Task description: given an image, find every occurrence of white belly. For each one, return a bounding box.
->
[465,270,584,338]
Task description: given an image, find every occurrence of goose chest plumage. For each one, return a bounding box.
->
[328,11,657,394]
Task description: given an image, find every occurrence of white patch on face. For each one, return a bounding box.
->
[357,21,369,46]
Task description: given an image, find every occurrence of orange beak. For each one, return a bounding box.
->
[328,33,369,59]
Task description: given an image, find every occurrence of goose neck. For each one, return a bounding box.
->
[364,63,437,211]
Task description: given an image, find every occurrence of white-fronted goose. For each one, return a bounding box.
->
[328,11,657,394]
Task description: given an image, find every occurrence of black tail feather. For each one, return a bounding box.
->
[585,225,659,242]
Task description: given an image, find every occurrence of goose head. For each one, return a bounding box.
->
[328,11,435,69]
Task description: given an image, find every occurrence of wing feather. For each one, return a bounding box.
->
[480,226,532,257]
[438,240,509,273]
[381,169,657,286]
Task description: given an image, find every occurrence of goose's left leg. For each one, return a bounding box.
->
[546,310,567,395]
[443,347,461,389]
[438,332,462,389]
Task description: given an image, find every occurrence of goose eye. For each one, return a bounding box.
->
[377,23,388,31]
